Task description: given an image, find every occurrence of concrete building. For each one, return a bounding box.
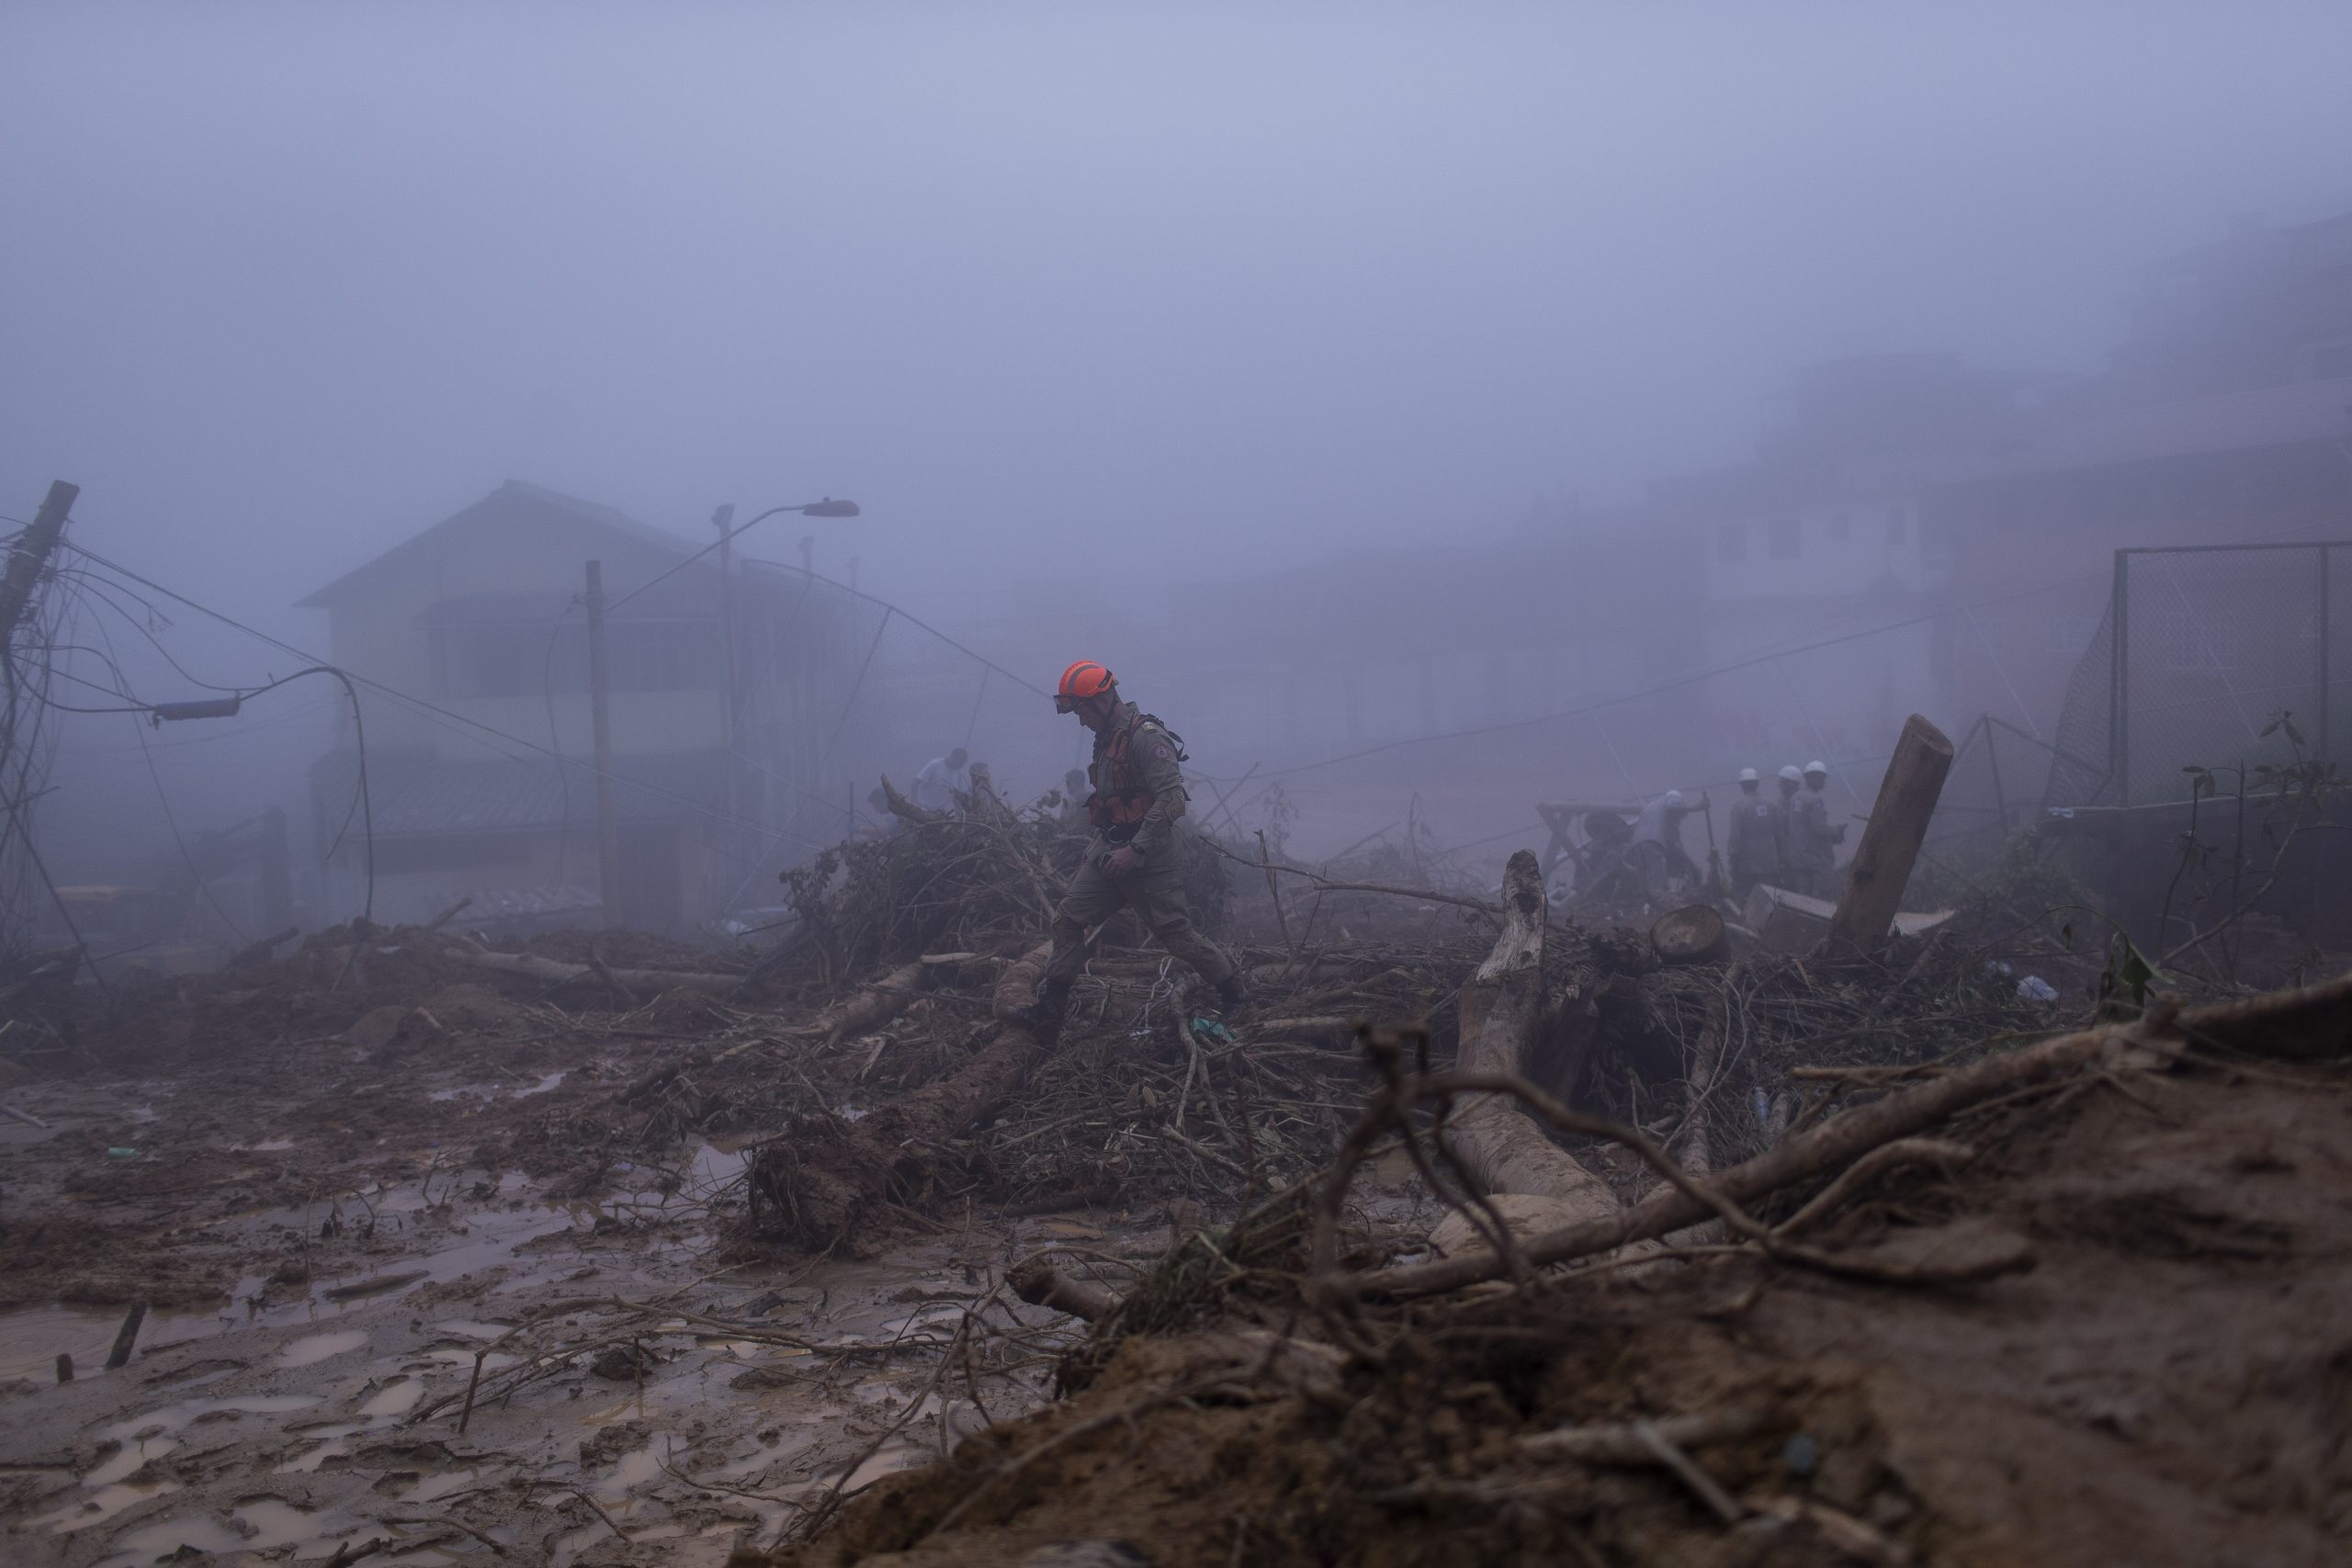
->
[299,481,880,932]
[1656,353,2029,770]
[1927,211,2352,748]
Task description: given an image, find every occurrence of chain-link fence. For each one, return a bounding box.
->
[2045,544,2347,810]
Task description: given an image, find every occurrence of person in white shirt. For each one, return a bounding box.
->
[911,748,970,814]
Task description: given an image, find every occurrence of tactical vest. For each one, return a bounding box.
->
[1087,712,1184,840]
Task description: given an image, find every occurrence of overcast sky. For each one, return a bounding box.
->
[5,2,2349,646]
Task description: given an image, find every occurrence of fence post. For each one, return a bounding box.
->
[2112,550,2132,807]
[2320,544,2332,768]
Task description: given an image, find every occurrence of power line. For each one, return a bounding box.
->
[64,542,831,856]
[735,557,1053,698]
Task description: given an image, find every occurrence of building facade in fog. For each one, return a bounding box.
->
[1927,209,2352,748]
[299,481,877,932]
[1657,353,2029,772]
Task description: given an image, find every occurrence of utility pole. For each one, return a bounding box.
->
[584,559,623,929]
[0,480,78,644]
[0,480,79,795]
[713,503,742,855]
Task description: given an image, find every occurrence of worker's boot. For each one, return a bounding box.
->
[1009,980,1069,1040]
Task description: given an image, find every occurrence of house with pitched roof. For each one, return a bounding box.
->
[298,481,879,933]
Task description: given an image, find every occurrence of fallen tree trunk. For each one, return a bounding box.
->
[744,942,1054,1251]
[804,961,930,1043]
[1436,849,1619,1237]
[440,943,744,998]
[1360,971,2352,1300]
[878,773,941,825]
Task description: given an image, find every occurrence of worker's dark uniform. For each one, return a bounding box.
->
[1785,787,1840,897]
[1725,791,1784,898]
[1041,701,1238,998]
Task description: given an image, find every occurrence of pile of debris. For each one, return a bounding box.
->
[755,861,2352,1567]
[9,716,2346,1564]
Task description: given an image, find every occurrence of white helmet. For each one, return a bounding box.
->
[1660,789,1685,809]
[1778,764,1803,783]
[1737,767,1759,784]
[1804,760,1828,777]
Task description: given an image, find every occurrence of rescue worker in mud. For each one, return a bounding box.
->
[1724,767,1784,899]
[1786,760,1847,897]
[1012,660,1246,1037]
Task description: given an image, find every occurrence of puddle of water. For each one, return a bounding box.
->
[429,1071,566,1103]
[357,1376,424,1420]
[276,1421,367,1474]
[433,1318,520,1341]
[840,1444,923,1494]
[93,1495,347,1565]
[62,1393,330,1508]
[0,1303,126,1382]
[687,1139,750,1190]
[597,1435,675,1497]
[238,1494,344,1549]
[100,1393,324,1446]
[277,1328,369,1369]
[37,1478,180,1533]
[86,1434,184,1486]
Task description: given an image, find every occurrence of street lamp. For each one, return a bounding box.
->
[718,497,860,541]
[711,497,864,863]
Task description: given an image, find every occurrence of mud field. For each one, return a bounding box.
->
[0,955,1138,1565]
[3,809,2347,1567]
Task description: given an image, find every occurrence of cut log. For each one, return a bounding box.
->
[877,773,942,825]
[1650,904,1728,965]
[439,943,742,998]
[806,961,930,1043]
[744,943,1055,1251]
[1008,1256,1120,1322]
[1361,969,2352,1300]
[1437,850,1620,1240]
[1823,714,1954,956]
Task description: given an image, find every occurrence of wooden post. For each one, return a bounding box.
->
[585,560,623,929]
[1822,714,1954,956]
[0,480,77,642]
[714,503,741,852]
[104,1300,148,1370]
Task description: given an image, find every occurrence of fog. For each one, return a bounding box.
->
[4,3,2349,935]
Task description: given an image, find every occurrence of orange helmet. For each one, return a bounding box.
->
[1055,660,1115,712]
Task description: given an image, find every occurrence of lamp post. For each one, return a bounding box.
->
[713,498,863,874]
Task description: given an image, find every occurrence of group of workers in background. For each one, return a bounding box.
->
[1725,760,1847,899]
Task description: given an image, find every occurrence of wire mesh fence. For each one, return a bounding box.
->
[2045,544,2347,811]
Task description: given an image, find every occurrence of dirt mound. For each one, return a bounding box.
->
[774,985,2352,1567]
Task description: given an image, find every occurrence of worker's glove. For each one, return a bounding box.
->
[1102,845,1142,877]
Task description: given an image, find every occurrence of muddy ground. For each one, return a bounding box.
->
[796,1038,2352,1568]
[0,955,1214,1566]
[3,820,2346,1568]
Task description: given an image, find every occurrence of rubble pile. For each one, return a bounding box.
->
[5,803,2348,1565]
[768,956,2352,1568]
